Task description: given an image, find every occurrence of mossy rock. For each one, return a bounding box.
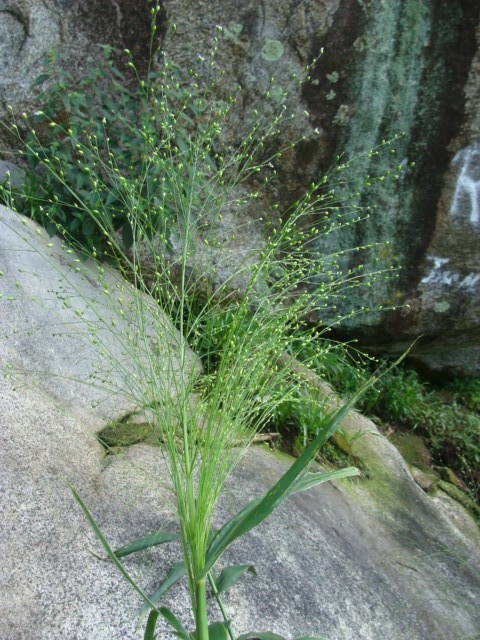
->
[437,480,480,517]
[436,466,464,489]
[390,432,431,469]
[411,466,439,493]
[97,420,152,448]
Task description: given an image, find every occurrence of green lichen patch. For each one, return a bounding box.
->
[390,432,431,469]
[97,419,152,448]
[437,466,464,488]
[261,39,284,62]
[333,104,350,126]
[434,300,450,313]
[437,480,480,518]
[326,71,339,83]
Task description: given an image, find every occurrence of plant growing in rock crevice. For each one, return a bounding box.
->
[0,7,402,638]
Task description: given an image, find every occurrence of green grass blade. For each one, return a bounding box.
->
[114,531,180,558]
[138,561,186,619]
[159,606,189,639]
[207,573,235,640]
[214,564,257,594]
[144,610,159,640]
[192,623,231,640]
[237,633,286,640]
[287,467,360,496]
[201,380,374,578]
[208,622,230,640]
[66,482,160,612]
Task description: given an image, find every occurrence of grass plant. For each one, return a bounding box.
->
[295,345,480,503]
[0,7,404,638]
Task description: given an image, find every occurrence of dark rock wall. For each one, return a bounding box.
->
[1,0,479,373]
[157,0,480,373]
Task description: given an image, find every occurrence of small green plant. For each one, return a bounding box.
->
[2,37,207,256]
[0,7,403,638]
[446,377,480,413]
[318,353,480,501]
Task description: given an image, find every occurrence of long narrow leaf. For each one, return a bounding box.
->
[202,346,415,579]
[66,483,160,612]
[138,561,186,619]
[159,606,189,640]
[287,467,360,496]
[114,531,180,558]
[237,633,286,640]
[207,573,235,640]
[215,564,257,594]
[144,610,159,640]
[201,385,367,578]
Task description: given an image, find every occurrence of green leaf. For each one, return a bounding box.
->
[33,73,50,86]
[106,190,119,206]
[122,221,133,249]
[208,622,230,640]
[175,130,190,155]
[237,633,286,640]
[138,561,186,619]
[144,610,159,640]
[111,66,126,81]
[201,377,374,579]
[81,217,96,238]
[214,564,256,594]
[158,606,189,640]
[287,468,360,496]
[191,622,230,640]
[114,531,180,558]
[66,483,159,611]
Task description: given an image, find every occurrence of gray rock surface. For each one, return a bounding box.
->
[0,0,151,152]
[1,1,480,373]
[0,205,195,421]
[1,207,479,639]
[0,159,24,187]
[397,19,480,374]
[156,0,480,375]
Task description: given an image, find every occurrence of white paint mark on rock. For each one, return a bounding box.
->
[421,257,450,284]
[450,143,480,225]
[459,273,480,289]
[421,256,480,290]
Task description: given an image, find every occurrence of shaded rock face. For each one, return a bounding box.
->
[157,0,480,374]
[1,207,479,639]
[1,0,480,373]
[395,19,480,374]
[0,0,151,151]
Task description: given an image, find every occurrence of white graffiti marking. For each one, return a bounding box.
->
[421,257,450,285]
[421,256,479,290]
[450,143,480,225]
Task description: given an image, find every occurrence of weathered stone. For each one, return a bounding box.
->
[432,489,480,542]
[412,467,438,493]
[438,480,479,516]
[437,465,466,488]
[390,432,432,469]
[1,1,479,373]
[156,0,480,375]
[0,1,151,152]
[0,205,198,420]
[0,159,24,187]
[1,206,479,639]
